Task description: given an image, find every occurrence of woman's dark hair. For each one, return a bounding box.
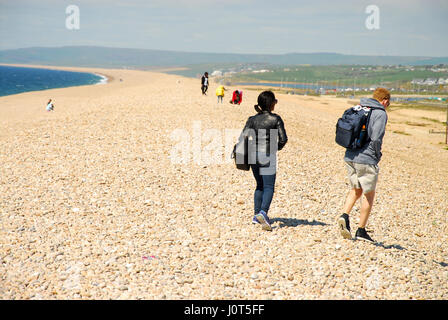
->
[254,90,276,113]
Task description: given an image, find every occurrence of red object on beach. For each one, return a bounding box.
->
[231,90,242,104]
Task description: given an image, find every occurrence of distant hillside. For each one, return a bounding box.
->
[0,46,447,68]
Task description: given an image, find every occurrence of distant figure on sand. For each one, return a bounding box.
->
[46,99,54,112]
[201,72,209,95]
[215,85,227,103]
[236,91,288,231]
[338,88,390,243]
[230,90,243,105]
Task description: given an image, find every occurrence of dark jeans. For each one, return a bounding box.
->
[201,85,208,94]
[251,163,276,215]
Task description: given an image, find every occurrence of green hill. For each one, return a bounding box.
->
[0,46,447,68]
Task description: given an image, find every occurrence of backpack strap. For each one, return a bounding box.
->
[363,106,386,141]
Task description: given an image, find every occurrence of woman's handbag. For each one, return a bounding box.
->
[231,136,250,171]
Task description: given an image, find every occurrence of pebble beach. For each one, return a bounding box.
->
[1,65,447,300]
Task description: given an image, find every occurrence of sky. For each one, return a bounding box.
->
[0,0,447,57]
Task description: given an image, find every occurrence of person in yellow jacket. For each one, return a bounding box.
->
[215,85,227,104]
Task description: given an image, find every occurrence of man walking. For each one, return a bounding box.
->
[338,88,390,243]
[201,72,209,95]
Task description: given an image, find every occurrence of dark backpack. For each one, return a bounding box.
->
[335,105,384,149]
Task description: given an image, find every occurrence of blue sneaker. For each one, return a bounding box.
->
[255,210,272,231]
[252,215,261,224]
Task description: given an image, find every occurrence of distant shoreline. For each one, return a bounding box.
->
[0,63,114,79]
[0,63,114,97]
[93,73,111,84]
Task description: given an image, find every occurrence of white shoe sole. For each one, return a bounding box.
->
[355,236,375,244]
[338,217,352,240]
[256,214,272,231]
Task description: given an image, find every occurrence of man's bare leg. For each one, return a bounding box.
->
[339,188,363,239]
[343,188,363,214]
[359,190,375,228]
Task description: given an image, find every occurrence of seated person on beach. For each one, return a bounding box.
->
[230,90,243,105]
[46,99,54,111]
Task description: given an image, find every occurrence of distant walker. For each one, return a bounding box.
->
[201,72,209,95]
[46,99,55,112]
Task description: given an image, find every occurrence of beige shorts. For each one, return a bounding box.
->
[345,161,379,194]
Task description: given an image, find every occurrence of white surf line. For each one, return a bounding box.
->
[94,73,108,85]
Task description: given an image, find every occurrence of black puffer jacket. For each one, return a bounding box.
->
[239,110,288,154]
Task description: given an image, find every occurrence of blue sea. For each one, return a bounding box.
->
[0,65,106,97]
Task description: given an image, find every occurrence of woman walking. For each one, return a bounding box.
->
[237,91,288,231]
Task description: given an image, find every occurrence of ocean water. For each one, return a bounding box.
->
[0,65,106,97]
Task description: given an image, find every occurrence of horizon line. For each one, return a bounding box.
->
[1,45,445,59]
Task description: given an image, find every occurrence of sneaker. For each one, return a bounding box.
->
[355,228,375,243]
[252,215,260,224]
[255,211,272,231]
[338,213,352,240]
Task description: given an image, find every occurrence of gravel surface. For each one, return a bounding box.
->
[1,67,447,299]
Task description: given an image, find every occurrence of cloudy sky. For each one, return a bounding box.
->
[0,0,447,56]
